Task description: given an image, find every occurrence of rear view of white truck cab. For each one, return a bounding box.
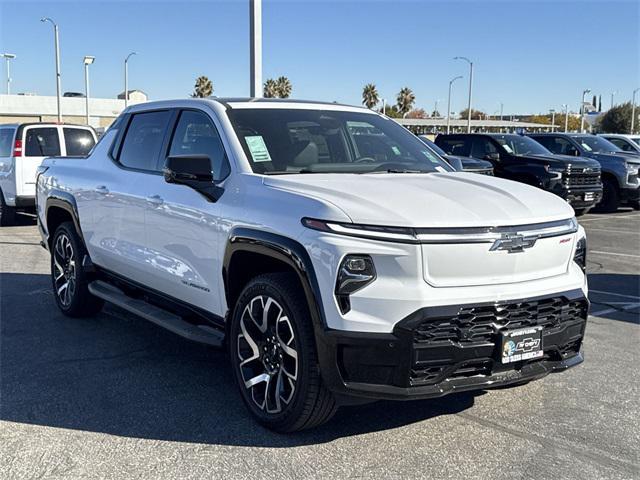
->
[0,123,96,225]
[35,98,588,432]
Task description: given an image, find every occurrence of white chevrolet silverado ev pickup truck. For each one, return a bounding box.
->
[36,98,588,432]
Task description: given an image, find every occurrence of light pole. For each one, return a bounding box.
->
[446,75,463,134]
[580,88,591,133]
[631,88,640,134]
[124,52,136,108]
[41,18,62,122]
[610,91,617,109]
[249,0,262,97]
[83,56,95,125]
[0,53,16,94]
[562,104,569,132]
[549,109,556,131]
[433,98,442,117]
[454,56,473,133]
[381,98,386,116]
[499,102,504,121]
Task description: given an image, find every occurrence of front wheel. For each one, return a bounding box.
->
[0,190,16,227]
[229,273,337,432]
[51,222,104,317]
[595,178,620,213]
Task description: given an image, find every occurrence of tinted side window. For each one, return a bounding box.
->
[608,138,631,151]
[168,110,230,179]
[119,111,172,171]
[436,138,471,157]
[537,137,576,156]
[0,129,14,157]
[63,128,96,156]
[25,127,61,157]
[471,138,498,159]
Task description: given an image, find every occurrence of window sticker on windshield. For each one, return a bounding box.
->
[391,145,401,156]
[502,144,513,153]
[581,142,593,152]
[245,135,272,162]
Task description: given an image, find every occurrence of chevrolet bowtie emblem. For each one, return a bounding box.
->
[490,233,537,253]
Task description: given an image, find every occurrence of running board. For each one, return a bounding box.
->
[88,280,224,347]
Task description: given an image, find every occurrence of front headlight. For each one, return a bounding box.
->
[335,254,376,314]
[574,237,587,273]
[625,163,639,176]
[545,165,565,180]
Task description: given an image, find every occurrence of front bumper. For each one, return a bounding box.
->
[316,289,587,402]
[621,186,640,203]
[552,185,603,208]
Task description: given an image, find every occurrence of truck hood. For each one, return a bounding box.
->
[525,154,600,169]
[444,155,493,171]
[263,172,575,227]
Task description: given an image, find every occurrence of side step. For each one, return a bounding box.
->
[88,280,225,347]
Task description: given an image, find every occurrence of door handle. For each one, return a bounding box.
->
[146,194,164,206]
[94,185,109,194]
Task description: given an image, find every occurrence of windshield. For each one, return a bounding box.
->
[491,134,550,156]
[418,136,448,156]
[226,108,453,174]
[573,135,622,153]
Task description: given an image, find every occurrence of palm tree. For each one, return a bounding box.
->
[276,76,292,98]
[263,79,278,98]
[362,83,379,109]
[191,76,213,98]
[396,87,415,116]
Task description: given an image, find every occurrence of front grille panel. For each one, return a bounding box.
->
[409,296,587,385]
[565,173,601,187]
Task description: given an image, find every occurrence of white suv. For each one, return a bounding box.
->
[0,123,96,225]
[36,99,588,432]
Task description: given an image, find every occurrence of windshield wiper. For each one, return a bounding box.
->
[364,169,429,174]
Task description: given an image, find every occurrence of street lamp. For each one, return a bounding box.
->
[446,75,463,134]
[83,56,95,125]
[40,17,62,122]
[124,52,137,108]
[580,88,591,133]
[454,56,473,133]
[562,104,569,132]
[549,109,556,132]
[631,88,640,135]
[381,98,386,116]
[610,91,617,109]
[0,53,16,95]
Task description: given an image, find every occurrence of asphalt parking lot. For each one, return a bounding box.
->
[1,212,638,480]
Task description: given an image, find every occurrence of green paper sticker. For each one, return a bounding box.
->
[245,135,272,162]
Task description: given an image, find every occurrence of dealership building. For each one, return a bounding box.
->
[0,91,147,130]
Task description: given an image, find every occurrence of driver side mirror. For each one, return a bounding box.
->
[445,157,464,171]
[164,155,224,202]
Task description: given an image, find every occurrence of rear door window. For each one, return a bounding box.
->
[0,129,14,157]
[118,110,172,171]
[63,128,95,156]
[25,127,61,157]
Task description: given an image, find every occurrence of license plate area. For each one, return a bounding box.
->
[500,326,543,364]
[584,192,595,201]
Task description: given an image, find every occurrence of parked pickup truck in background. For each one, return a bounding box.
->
[598,133,640,157]
[0,122,96,225]
[529,133,640,212]
[418,135,494,175]
[435,133,603,215]
[36,98,589,432]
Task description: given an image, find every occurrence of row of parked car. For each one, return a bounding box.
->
[419,132,640,215]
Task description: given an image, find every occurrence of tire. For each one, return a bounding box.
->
[573,208,589,217]
[229,273,337,432]
[0,190,16,227]
[631,201,640,211]
[51,222,104,317]
[595,177,620,213]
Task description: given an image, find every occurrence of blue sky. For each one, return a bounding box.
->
[0,0,638,114]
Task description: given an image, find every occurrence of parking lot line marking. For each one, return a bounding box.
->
[589,250,640,259]
[587,228,640,234]
[589,289,640,300]
[590,303,640,317]
[579,214,640,222]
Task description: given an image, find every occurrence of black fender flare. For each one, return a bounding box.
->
[222,227,327,331]
[44,191,84,243]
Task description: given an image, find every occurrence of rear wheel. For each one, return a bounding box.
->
[595,177,620,213]
[51,222,104,317]
[229,273,337,432]
[0,190,16,226]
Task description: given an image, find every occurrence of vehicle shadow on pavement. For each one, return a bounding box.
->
[587,273,640,324]
[0,272,476,447]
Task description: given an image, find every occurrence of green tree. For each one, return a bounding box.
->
[459,108,486,120]
[396,87,416,116]
[362,83,379,109]
[597,102,636,133]
[592,95,597,109]
[527,113,582,132]
[263,79,278,98]
[276,76,292,98]
[191,76,213,98]
[379,104,402,118]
